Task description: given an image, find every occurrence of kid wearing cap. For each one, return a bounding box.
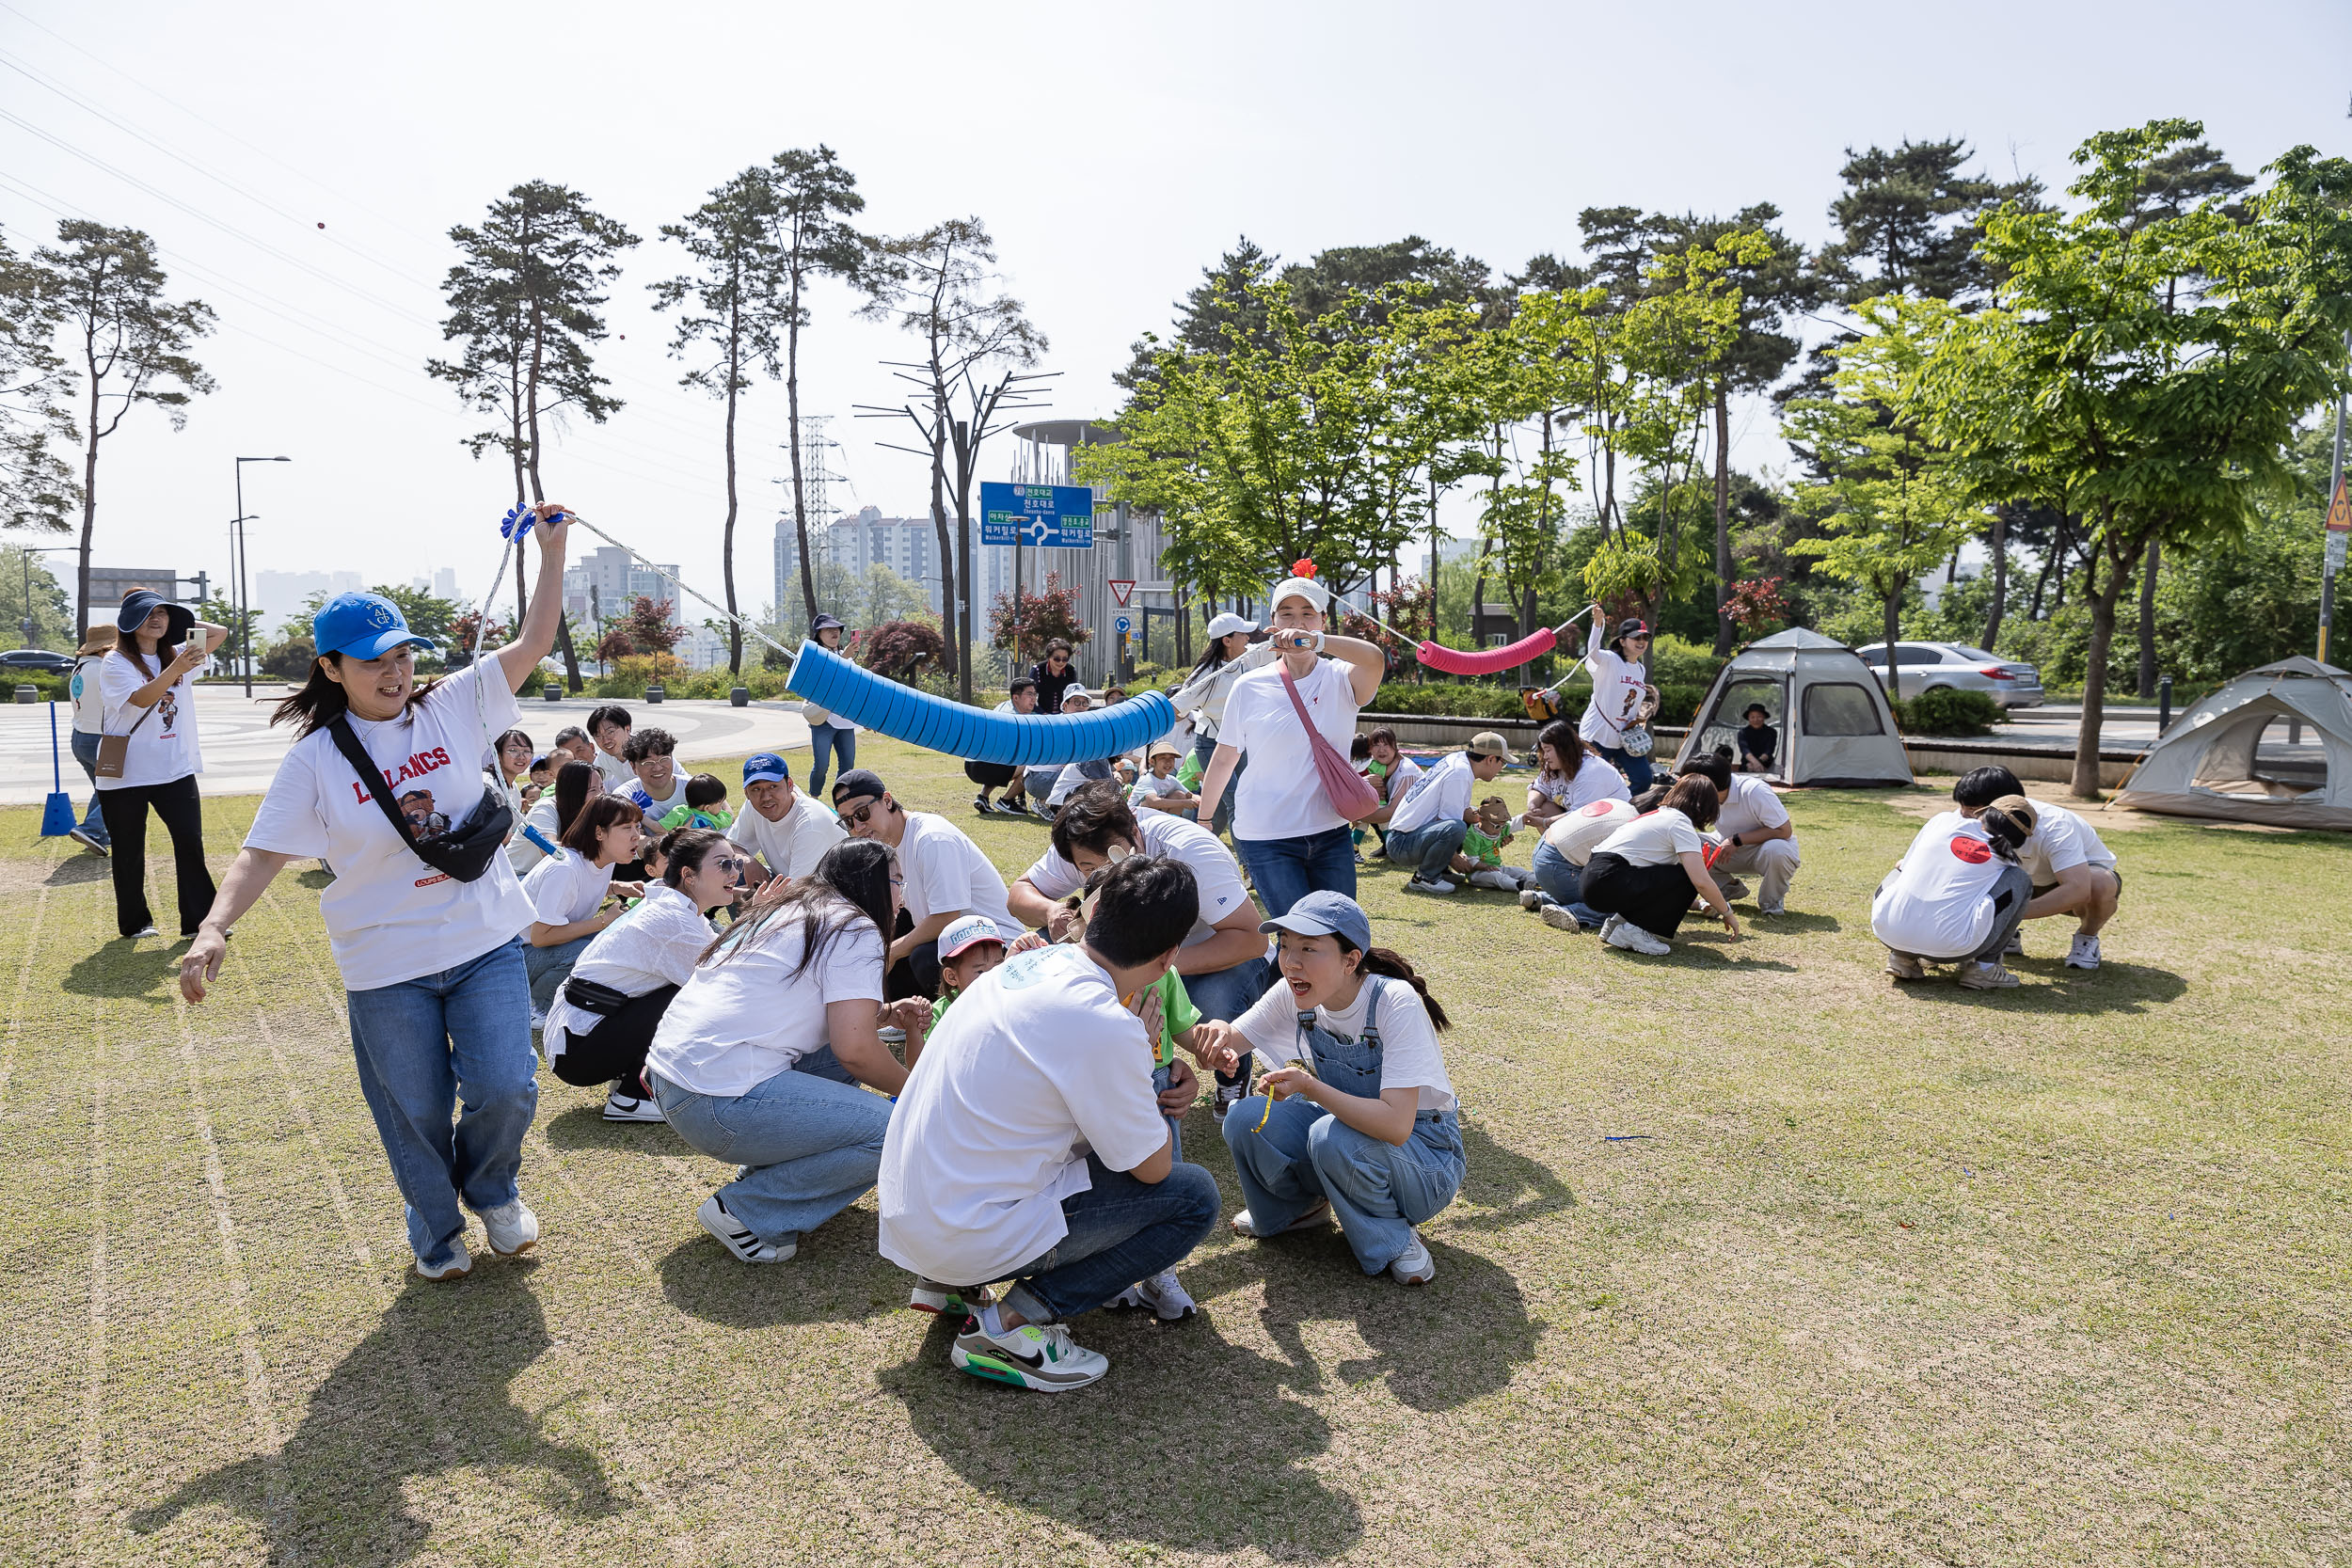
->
[1129,740,1199,817]
[930,914,1009,1029]
[1450,796,1532,892]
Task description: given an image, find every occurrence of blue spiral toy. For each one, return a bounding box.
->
[787,641,1174,767]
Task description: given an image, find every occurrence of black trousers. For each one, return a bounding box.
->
[885,908,943,1002]
[549,984,681,1089]
[1579,851,1693,940]
[964,760,1018,791]
[97,774,215,938]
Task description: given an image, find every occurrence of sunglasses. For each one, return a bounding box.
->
[840,800,881,827]
[710,855,746,874]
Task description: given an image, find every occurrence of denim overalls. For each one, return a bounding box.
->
[1220,976,1467,1275]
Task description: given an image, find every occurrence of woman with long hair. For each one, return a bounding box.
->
[509,758,602,876]
[1579,605,1659,794]
[180,506,575,1279]
[1168,612,1260,837]
[94,590,230,938]
[1220,891,1462,1287]
[1523,719,1627,832]
[1578,775,1740,957]
[645,837,931,1265]
[518,793,648,1019]
[802,613,860,797]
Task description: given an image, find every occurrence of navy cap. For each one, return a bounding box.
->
[743,752,791,786]
[1617,617,1651,640]
[314,591,437,661]
[115,589,194,642]
[831,768,886,805]
[1258,890,1373,953]
[810,612,845,636]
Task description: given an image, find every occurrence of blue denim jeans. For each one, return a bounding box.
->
[1596,743,1652,795]
[1384,816,1468,881]
[523,934,592,1011]
[68,728,109,843]
[1235,825,1356,919]
[1191,734,1244,838]
[808,724,856,799]
[1152,1061,1184,1164]
[1531,840,1606,927]
[1223,1096,1466,1274]
[344,939,539,1269]
[1001,1153,1220,1323]
[649,1045,890,1247]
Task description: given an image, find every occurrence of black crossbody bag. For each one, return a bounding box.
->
[328,715,514,883]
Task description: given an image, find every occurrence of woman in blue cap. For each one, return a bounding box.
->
[179,505,574,1282]
[93,589,230,938]
[1219,890,1463,1286]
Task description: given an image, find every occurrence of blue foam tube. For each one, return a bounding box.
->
[787,641,1171,767]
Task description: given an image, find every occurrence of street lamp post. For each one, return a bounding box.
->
[234,456,291,696]
[17,544,70,648]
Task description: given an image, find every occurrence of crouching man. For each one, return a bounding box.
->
[1953,766,2120,970]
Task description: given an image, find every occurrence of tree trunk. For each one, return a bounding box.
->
[949,416,976,705]
[2072,536,2141,799]
[76,367,99,637]
[1980,505,2010,652]
[786,259,818,626]
[2027,514,2062,623]
[929,428,956,681]
[1880,584,1902,706]
[2135,539,2159,698]
[722,334,743,675]
[1712,382,1735,657]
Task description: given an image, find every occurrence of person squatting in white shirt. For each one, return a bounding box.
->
[1950,766,2120,971]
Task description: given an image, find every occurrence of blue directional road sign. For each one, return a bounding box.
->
[1115,615,1131,633]
[980,482,1096,549]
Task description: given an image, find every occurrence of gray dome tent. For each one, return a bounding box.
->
[2112,657,2352,831]
[1671,628,1913,787]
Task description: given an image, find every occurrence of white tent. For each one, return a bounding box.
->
[2113,657,2352,831]
[1672,628,1913,787]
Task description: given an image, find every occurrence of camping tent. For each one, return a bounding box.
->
[2112,657,2352,831]
[1671,628,1913,787]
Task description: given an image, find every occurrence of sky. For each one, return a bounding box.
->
[4,0,2347,628]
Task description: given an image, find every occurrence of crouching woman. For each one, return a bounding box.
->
[1221,892,1462,1286]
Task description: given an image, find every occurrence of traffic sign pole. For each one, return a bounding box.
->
[2323,329,2347,668]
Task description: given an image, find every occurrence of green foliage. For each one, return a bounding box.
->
[988,570,1091,663]
[1894,687,2003,736]
[0,546,71,648]
[0,233,75,531]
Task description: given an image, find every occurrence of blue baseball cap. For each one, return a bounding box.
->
[743,752,791,786]
[1258,890,1372,953]
[313,591,437,660]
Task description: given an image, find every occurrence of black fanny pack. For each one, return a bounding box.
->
[562,976,631,1016]
[329,716,514,883]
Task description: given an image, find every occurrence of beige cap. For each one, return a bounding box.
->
[1149,739,1182,759]
[1468,731,1511,759]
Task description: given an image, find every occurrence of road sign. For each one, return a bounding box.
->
[979,482,1095,549]
[1109,578,1136,607]
[2328,531,2347,571]
[2328,479,2351,532]
[1115,615,1131,633]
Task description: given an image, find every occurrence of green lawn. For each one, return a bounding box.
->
[2,736,2346,1565]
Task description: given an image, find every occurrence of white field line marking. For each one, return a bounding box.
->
[0,884,50,1120]
[74,1000,107,1528]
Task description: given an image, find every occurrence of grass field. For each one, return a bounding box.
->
[3,735,2347,1566]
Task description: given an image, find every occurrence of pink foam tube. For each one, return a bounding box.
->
[1414,627,1560,676]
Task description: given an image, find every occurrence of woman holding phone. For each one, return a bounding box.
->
[95,590,230,939]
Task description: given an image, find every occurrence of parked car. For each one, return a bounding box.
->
[0,647,74,676]
[1852,641,2045,707]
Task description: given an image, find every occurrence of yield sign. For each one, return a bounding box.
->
[2328,478,2351,533]
[1109,578,1136,607]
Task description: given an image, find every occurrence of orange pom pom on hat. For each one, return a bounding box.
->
[1268,558,1329,614]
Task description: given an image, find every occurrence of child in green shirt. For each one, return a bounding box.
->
[659,772,735,833]
[1452,795,1534,893]
[930,914,1009,1031]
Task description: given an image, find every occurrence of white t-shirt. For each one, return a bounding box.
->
[727,791,846,882]
[1580,621,1649,748]
[622,773,689,822]
[2016,802,2117,885]
[521,848,614,928]
[1871,811,2007,959]
[898,811,1022,939]
[1714,774,1793,843]
[1232,974,1456,1115]
[1129,771,1191,808]
[645,909,885,1097]
[1018,811,1250,948]
[1216,657,1363,842]
[95,649,208,789]
[593,747,634,788]
[1562,752,1630,809]
[1386,751,1475,836]
[543,883,714,1048]
[508,796,562,874]
[878,942,1170,1287]
[71,654,107,735]
[1543,797,1640,864]
[244,662,537,992]
[1595,807,1703,868]
[1378,753,1423,802]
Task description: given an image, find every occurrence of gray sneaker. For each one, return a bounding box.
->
[476,1197,539,1256]
[951,1316,1109,1393]
[1111,1270,1198,1321]
[2003,929,2026,958]
[1959,959,2021,990]
[1388,1231,1436,1285]
[68,827,108,856]
[414,1238,472,1281]
[1885,948,1928,981]
[1540,905,1589,933]
[1518,888,1544,910]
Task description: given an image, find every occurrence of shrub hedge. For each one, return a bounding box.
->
[1893,687,2004,737]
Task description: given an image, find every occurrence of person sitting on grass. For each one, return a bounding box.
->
[833,768,1023,1000]
[1577,775,1740,957]
[1382,731,1512,895]
[878,855,1222,1394]
[1677,746,1800,916]
[620,726,689,824]
[1220,891,1461,1287]
[967,675,1039,816]
[1357,727,1423,860]
[659,771,734,832]
[586,705,634,788]
[1951,765,2120,971]
[1450,797,1533,893]
[1524,796,1639,931]
[1130,739,1199,817]
[1871,794,2038,990]
[1522,719,1629,832]
[929,913,1008,1029]
[519,795,648,1022]
[552,725,596,770]
[1737,704,1779,774]
[728,752,846,892]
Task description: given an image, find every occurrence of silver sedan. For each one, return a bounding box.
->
[1852,641,2045,707]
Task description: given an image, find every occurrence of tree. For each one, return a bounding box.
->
[614,594,686,655]
[652,167,784,675]
[0,234,75,534]
[1814,138,2045,310]
[32,221,214,630]
[1919,121,2352,795]
[766,148,872,627]
[857,617,946,680]
[429,182,638,690]
[0,544,71,648]
[198,593,260,662]
[989,571,1092,664]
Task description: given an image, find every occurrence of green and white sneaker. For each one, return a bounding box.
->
[908,1277,993,1316]
[951,1317,1109,1393]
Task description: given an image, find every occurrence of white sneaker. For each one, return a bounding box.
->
[1388,1231,1435,1285]
[1518,888,1544,910]
[602,1086,664,1122]
[908,1277,991,1316]
[414,1238,472,1281]
[1540,906,1591,933]
[1112,1270,1199,1321]
[529,1005,548,1032]
[697,1193,794,1263]
[1959,959,2021,990]
[1604,921,1671,957]
[131,924,159,940]
[2065,932,2102,971]
[1402,877,1457,895]
[69,827,107,856]
[1885,948,1928,981]
[2003,929,2026,958]
[1231,1199,1333,1239]
[951,1316,1109,1393]
[878,1024,907,1045]
[1213,1081,1246,1119]
[1597,913,1623,942]
[476,1197,539,1256]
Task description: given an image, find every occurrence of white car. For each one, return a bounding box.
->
[1852,641,2045,707]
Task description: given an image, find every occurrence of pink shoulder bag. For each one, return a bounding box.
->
[1279,666,1383,822]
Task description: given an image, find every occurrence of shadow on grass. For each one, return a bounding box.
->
[1447,1118,1577,1232]
[1888,960,2187,1015]
[1745,908,1841,933]
[42,853,109,885]
[658,1203,902,1328]
[61,937,183,1004]
[540,1101,675,1154]
[295,866,335,890]
[128,1265,613,1565]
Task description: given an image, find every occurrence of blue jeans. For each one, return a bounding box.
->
[344,939,539,1269]
[1235,825,1356,919]
[1384,816,1467,882]
[650,1045,890,1247]
[808,723,856,798]
[1596,743,1652,795]
[1152,1062,1184,1164]
[1001,1152,1220,1323]
[1531,840,1606,927]
[68,728,109,843]
[1191,734,1245,838]
[1181,954,1272,1087]
[1223,1096,1466,1274]
[523,934,592,1011]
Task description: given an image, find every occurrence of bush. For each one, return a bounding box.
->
[1896,687,2002,736]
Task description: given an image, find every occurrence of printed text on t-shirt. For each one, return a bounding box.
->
[350,746,454,803]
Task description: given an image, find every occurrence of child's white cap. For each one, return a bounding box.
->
[939,914,1007,960]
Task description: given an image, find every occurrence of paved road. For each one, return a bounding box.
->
[1986,702,2322,768]
[0,689,813,805]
